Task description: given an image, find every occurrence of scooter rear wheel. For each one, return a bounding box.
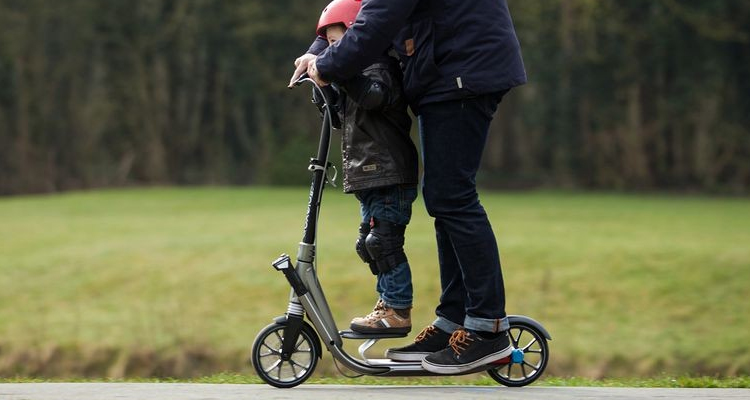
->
[487,321,549,387]
[251,321,320,388]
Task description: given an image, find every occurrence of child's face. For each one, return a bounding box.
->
[326,25,346,46]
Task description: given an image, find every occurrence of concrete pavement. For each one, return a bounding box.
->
[1,383,749,400]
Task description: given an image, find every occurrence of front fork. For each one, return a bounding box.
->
[280,303,305,360]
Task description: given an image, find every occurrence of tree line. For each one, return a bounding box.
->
[1,0,748,195]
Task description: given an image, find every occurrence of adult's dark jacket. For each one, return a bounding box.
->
[331,55,418,193]
[309,0,526,112]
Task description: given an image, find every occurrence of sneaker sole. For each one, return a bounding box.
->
[385,350,431,362]
[421,345,514,374]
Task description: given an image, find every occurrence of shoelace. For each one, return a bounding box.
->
[414,325,437,343]
[448,329,474,355]
[364,301,388,320]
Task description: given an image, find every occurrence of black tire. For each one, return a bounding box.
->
[251,321,320,388]
[487,321,549,387]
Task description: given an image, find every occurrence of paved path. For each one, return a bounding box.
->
[1,383,748,400]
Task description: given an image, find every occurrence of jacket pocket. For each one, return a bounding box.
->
[393,18,441,101]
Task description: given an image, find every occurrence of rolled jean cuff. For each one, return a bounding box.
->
[433,316,463,334]
[464,315,509,333]
[381,297,412,309]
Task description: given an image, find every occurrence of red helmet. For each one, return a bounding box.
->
[316,0,362,37]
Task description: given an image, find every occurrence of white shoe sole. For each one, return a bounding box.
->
[421,345,513,374]
[385,350,431,362]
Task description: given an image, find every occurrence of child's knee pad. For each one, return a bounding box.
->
[365,218,407,274]
[355,222,378,275]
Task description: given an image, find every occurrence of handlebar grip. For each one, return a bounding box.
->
[293,73,310,87]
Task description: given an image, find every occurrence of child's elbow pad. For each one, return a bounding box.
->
[359,81,389,110]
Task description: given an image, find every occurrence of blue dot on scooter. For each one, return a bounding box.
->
[511,349,524,364]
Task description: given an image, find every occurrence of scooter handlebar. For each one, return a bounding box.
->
[291,73,341,129]
[291,72,310,88]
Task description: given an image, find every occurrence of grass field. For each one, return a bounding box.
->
[1,187,749,380]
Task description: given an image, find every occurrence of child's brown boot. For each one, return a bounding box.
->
[350,299,411,334]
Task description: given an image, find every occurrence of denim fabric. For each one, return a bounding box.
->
[418,92,510,333]
[356,185,418,309]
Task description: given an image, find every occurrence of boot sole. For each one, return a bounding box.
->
[421,345,513,374]
[350,325,411,335]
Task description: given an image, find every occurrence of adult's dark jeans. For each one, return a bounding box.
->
[418,91,510,334]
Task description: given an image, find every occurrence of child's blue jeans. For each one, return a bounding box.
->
[355,184,418,309]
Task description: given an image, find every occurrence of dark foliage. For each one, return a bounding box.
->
[1,0,748,194]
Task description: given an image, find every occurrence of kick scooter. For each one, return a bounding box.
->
[251,75,551,388]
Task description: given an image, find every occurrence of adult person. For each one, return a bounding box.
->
[289,0,526,374]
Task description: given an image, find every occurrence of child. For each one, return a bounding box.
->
[315,0,419,334]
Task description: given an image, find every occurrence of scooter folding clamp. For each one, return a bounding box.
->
[308,158,337,187]
[308,158,326,172]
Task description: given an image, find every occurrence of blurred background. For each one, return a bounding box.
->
[2,0,749,195]
[1,0,749,382]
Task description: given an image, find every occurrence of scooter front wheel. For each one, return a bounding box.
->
[487,320,549,387]
[251,321,321,388]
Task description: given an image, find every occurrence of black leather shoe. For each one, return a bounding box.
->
[385,325,451,361]
[422,329,513,374]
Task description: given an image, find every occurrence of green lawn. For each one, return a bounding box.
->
[1,187,749,380]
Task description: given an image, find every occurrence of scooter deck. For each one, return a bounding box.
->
[338,329,506,376]
[361,358,499,377]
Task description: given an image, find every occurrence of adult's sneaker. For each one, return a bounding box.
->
[385,325,451,361]
[421,329,513,374]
